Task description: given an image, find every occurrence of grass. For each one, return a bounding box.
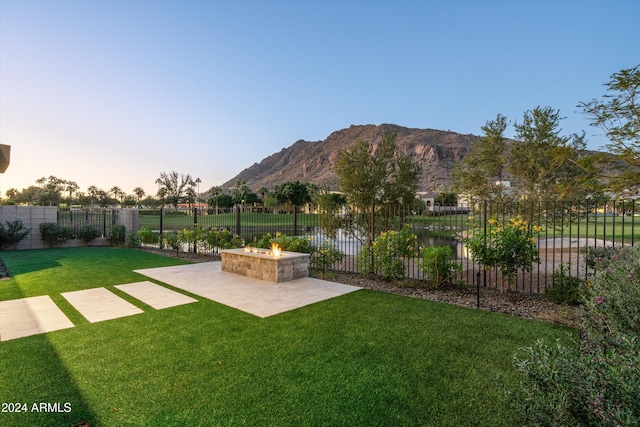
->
[138,211,319,231]
[0,247,574,426]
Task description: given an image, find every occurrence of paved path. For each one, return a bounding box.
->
[61,287,144,323]
[0,296,74,341]
[115,281,197,310]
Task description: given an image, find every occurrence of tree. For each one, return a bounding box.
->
[132,187,146,207]
[452,114,509,202]
[580,64,640,192]
[509,107,599,201]
[155,171,194,211]
[334,131,421,246]
[207,186,223,214]
[335,131,421,208]
[110,186,125,205]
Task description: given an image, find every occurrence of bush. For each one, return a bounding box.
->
[583,246,618,270]
[465,215,541,291]
[137,226,160,245]
[0,220,31,249]
[206,228,244,252]
[357,225,417,280]
[511,246,640,426]
[163,232,180,251]
[252,232,311,253]
[40,222,73,246]
[419,245,461,288]
[109,225,126,245]
[77,224,101,243]
[311,241,345,271]
[546,263,583,305]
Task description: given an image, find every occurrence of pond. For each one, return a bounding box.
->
[306,228,467,259]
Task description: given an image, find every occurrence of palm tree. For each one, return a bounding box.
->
[110,186,125,206]
[195,177,201,205]
[87,186,98,208]
[132,187,146,208]
[65,181,79,204]
[207,186,222,214]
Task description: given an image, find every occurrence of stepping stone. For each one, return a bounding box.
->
[62,288,143,323]
[114,281,197,310]
[0,295,74,341]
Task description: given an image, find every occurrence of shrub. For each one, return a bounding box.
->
[137,226,160,245]
[77,224,101,243]
[206,229,244,252]
[0,220,31,249]
[311,241,345,271]
[357,224,417,280]
[253,232,312,253]
[465,215,541,291]
[109,225,126,245]
[177,228,209,252]
[583,246,618,270]
[40,222,73,246]
[419,245,461,288]
[545,263,583,305]
[163,232,180,251]
[510,246,640,426]
[127,232,140,248]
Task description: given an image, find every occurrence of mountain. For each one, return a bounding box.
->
[222,124,479,191]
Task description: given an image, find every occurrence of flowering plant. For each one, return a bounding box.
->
[465,215,541,291]
[311,241,345,272]
[357,224,417,279]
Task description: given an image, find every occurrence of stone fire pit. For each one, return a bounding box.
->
[220,247,310,283]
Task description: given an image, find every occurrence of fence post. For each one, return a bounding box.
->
[293,205,298,236]
[193,207,198,254]
[235,205,241,239]
[159,208,164,247]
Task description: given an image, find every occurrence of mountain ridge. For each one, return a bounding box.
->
[222,124,479,191]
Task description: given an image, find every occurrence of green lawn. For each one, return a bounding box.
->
[0,248,573,426]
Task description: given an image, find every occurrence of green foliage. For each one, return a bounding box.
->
[583,245,619,270]
[0,220,31,249]
[419,245,461,288]
[127,231,140,248]
[253,232,312,253]
[580,64,640,191]
[109,224,126,245]
[176,227,209,251]
[511,247,640,426]
[311,241,346,271]
[545,263,583,305]
[357,224,417,279]
[77,224,101,243]
[205,228,244,251]
[335,131,421,208]
[465,215,541,289]
[452,114,508,201]
[39,222,73,245]
[137,226,160,245]
[162,232,180,250]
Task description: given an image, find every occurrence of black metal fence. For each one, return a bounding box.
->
[57,208,121,239]
[136,201,639,293]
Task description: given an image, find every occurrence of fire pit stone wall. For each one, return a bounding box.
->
[220,248,310,283]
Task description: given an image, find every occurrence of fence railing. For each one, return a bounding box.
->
[57,208,122,239]
[136,201,639,293]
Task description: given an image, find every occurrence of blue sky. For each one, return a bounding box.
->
[1,0,638,197]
